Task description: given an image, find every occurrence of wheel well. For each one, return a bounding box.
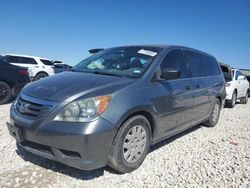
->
[216,96,222,106]
[36,71,48,77]
[122,111,156,141]
[0,79,13,88]
[234,89,237,96]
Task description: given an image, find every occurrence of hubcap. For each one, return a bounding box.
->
[123,125,147,164]
[212,102,220,123]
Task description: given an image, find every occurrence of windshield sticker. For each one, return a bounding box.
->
[138,49,157,57]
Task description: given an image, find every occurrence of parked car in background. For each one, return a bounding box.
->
[220,63,249,107]
[54,64,72,73]
[7,45,225,173]
[1,54,55,81]
[0,59,30,104]
[52,60,72,73]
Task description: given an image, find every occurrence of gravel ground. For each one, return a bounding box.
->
[0,101,250,188]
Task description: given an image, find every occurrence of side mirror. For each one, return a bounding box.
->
[161,68,181,80]
[238,75,245,80]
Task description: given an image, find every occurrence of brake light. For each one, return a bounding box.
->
[19,70,29,75]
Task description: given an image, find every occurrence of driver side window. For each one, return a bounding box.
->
[160,49,189,79]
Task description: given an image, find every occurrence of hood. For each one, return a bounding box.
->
[22,72,132,102]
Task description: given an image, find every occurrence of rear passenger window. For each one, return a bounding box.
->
[7,56,20,63]
[184,50,206,78]
[205,56,221,76]
[160,49,189,79]
[40,59,53,65]
[20,57,37,64]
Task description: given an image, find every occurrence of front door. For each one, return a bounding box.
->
[152,49,194,136]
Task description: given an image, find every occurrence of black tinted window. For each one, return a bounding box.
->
[54,64,63,68]
[184,50,206,78]
[19,57,37,64]
[205,56,221,76]
[246,76,250,82]
[7,56,20,63]
[40,59,53,65]
[161,49,189,79]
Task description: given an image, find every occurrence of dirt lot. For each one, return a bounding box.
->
[0,102,250,188]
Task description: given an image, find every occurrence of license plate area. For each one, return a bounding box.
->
[7,121,24,143]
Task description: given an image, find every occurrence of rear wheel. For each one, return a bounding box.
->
[204,98,221,127]
[228,91,237,108]
[0,81,12,105]
[108,115,151,173]
[240,91,249,104]
[35,72,48,81]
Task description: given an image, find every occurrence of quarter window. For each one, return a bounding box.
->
[160,49,189,79]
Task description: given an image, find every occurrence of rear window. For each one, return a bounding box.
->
[40,59,53,65]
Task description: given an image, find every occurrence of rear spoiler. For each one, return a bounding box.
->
[88,48,104,54]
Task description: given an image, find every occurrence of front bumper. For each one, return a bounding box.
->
[7,110,117,170]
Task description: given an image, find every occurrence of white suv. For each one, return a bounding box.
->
[2,54,55,81]
[221,63,249,108]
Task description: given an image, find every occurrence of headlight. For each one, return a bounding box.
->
[54,96,111,122]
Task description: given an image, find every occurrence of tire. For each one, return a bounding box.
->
[0,81,12,105]
[108,115,151,173]
[204,98,221,127]
[240,91,249,104]
[35,72,48,81]
[228,91,237,108]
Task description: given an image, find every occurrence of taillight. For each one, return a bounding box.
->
[19,70,29,75]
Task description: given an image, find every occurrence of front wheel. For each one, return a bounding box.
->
[204,98,221,127]
[108,115,151,173]
[240,91,249,104]
[35,72,48,81]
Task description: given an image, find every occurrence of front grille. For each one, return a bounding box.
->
[14,94,57,120]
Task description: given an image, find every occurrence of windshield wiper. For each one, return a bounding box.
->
[71,69,125,78]
[71,69,89,73]
[93,70,124,78]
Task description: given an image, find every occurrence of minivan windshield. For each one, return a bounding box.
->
[74,46,163,78]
